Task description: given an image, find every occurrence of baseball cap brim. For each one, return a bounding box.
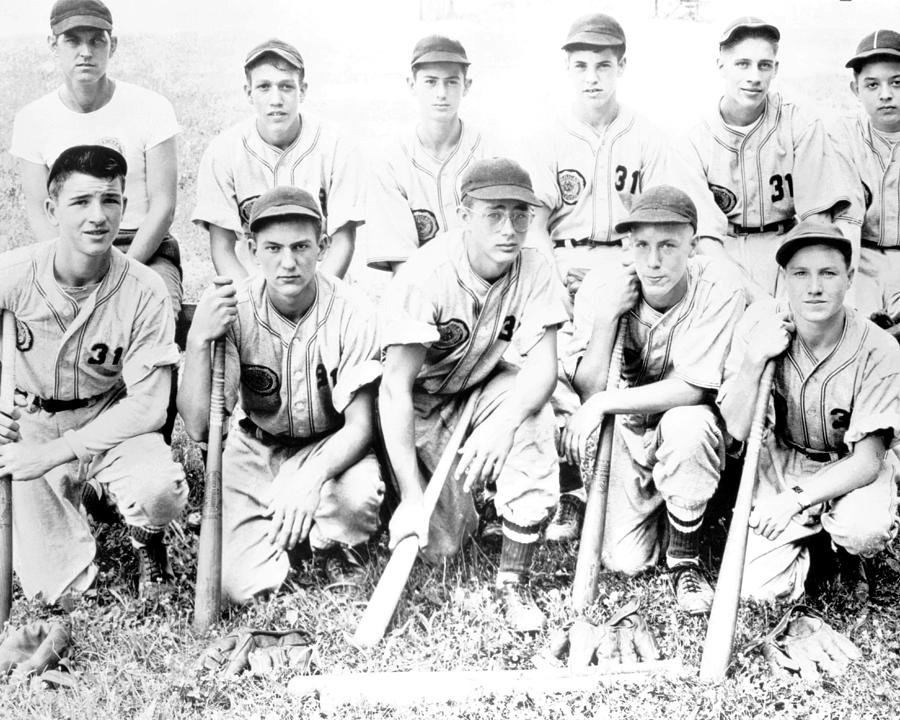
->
[720,20,780,45]
[845,47,900,69]
[52,15,112,34]
[244,47,304,71]
[412,51,470,67]
[775,237,852,267]
[562,31,625,49]
[249,204,321,232]
[615,210,696,233]
[467,185,540,206]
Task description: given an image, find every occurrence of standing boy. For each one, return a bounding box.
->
[718,221,900,602]
[560,186,745,615]
[379,157,568,632]
[193,39,364,281]
[179,187,383,603]
[830,30,900,321]
[0,145,187,604]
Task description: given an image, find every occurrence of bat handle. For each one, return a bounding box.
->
[0,311,16,627]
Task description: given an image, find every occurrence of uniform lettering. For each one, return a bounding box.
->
[315,363,328,389]
[769,173,794,203]
[830,408,850,431]
[498,315,517,342]
[614,166,627,192]
[86,342,124,366]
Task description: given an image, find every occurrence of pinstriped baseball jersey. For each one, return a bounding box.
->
[565,256,745,433]
[683,93,853,236]
[380,232,569,395]
[192,113,364,240]
[721,301,900,454]
[223,271,380,439]
[365,122,502,270]
[0,241,178,455]
[829,112,900,247]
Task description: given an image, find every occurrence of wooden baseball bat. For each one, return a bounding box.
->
[699,360,776,681]
[193,337,226,633]
[352,389,480,648]
[0,311,15,627]
[572,320,626,611]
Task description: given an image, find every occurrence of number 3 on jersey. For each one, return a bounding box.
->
[614,166,641,194]
[87,342,124,366]
[770,173,794,203]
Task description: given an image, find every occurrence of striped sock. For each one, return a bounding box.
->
[497,519,540,583]
[665,508,704,567]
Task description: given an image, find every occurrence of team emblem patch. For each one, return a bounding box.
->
[557,169,586,205]
[862,182,873,210]
[15,320,33,352]
[433,318,470,350]
[709,184,737,214]
[412,209,439,244]
[95,137,125,157]
[238,196,260,227]
[241,364,280,396]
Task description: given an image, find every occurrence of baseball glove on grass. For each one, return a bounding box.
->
[0,621,71,680]
[198,627,315,677]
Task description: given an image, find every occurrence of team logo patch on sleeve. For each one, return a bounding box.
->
[413,209,439,245]
[241,364,280,396]
[433,318,470,350]
[557,170,586,205]
[709,184,737,214]
[15,320,33,352]
[238,196,260,227]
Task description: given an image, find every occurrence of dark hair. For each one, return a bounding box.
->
[47,144,126,199]
[251,213,323,240]
[852,53,900,77]
[719,29,779,54]
[245,53,305,83]
[565,43,626,61]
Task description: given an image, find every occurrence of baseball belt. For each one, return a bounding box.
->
[114,230,183,273]
[15,389,105,414]
[782,437,847,464]
[729,219,796,236]
[237,416,333,448]
[552,238,623,249]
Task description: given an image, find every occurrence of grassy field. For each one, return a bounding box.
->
[1,1,900,718]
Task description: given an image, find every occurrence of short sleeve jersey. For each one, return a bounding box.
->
[720,301,900,453]
[223,272,380,439]
[192,113,364,240]
[682,93,853,234]
[828,112,900,248]
[9,80,180,231]
[365,122,503,270]
[380,232,570,395]
[566,256,746,431]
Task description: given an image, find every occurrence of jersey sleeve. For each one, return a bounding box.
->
[63,279,179,458]
[8,104,44,164]
[717,298,780,409]
[513,252,571,357]
[379,268,441,349]
[844,331,900,449]
[670,132,730,241]
[222,318,243,419]
[191,136,242,233]
[364,151,421,270]
[562,268,605,383]
[523,134,562,215]
[824,117,865,228]
[790,105,852,220]
[322,131,366,235]
[332,295,381,413]
[142,91,181,151]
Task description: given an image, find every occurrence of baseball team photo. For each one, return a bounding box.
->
[0,0,899,717]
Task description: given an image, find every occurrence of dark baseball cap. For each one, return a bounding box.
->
[845,29,900,70]
[249,186,322,232]
[719,17,780,47]
[244,39,304,72]
[411,35,469,68]
[50,0,112,35]
[562,13,625,50]
[461,157,539,206]
[614,185,697,233]
[775,221,852,267]
[47,144,127,190]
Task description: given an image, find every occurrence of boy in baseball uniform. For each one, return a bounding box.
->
[681,17,855,300]
[0,145,187,604]
[179,186,383,603]
[526,13,722,541]
[719,221,900,602]
[365,35,504,273]
[192,39,364,281]
[9,0,183,319]
[379,157,568,632]
[829,30,900,322]
[560,185,745,615]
